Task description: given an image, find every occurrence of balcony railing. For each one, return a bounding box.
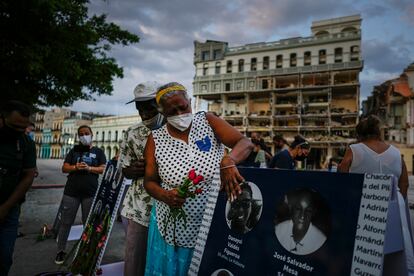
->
[194,61,363,86]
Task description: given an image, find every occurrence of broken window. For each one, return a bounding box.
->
[335,48,343,63]
[304,51,311,66]
[215,62,221,74]
[290,53,297,67]
[319,50,326,64]
[251,58,257,71]
[226,60,232,73]
[238,59,244,72]
[276,55,283,68]
[203,63,208,76]
[263,56,269,70]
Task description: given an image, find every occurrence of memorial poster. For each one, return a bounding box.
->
[68,160,126,275]
[190,168,392,276]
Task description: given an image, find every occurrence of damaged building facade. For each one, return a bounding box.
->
[363,63,414,172]
[193,15,363,168]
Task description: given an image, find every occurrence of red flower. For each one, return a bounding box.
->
[101,235,107,242]
[96,224,103,233]
[193,175,204,185]
[195,188,203,194]
[98,241,104,248]
[188,169,196,180]
[81,233,88,242]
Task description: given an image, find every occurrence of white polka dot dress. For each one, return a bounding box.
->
[152,112,224,247]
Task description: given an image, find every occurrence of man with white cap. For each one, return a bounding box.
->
[120,81,164,276]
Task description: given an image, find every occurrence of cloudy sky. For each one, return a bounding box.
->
[71,0,414,116]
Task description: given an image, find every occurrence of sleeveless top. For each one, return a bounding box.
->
[152,112,224,247]
[349,143,402,178]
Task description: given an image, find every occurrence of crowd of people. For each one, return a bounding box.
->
[0,80,412,275]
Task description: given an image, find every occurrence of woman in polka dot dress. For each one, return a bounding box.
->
[143,82,253,276]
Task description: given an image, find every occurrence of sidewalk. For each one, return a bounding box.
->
[9,188,125,276]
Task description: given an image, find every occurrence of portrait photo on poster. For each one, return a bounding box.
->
[225,181,263,234]
[274,187,331,255]
[93,200,103,217]
[103,164,114,184]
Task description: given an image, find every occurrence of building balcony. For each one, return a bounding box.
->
[194,61,363,85]
[233,126,246,132]
[330,124,356,130]
[273,126,300,131]
[306,102,329,107]
[301,125,329,130]
[274,103,297,108]
[274,114,300,120]
[247,126,271,132]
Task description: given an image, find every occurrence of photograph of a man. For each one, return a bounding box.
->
[226,181,262,234]
[275,188,327,255]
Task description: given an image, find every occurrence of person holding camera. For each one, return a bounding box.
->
[54,125,106,264]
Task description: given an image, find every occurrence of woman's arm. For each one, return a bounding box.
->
[206,113,254,201]
[62,162,78,173]
[143,134,185,208]
[399,157,408,197]
[337,148,353,173]
[89,164,105,174]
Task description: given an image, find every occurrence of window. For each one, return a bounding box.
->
[290,53,297,67]
[203,63,208,76]
[96,131,99,141]
[319,49,326,64]
[102,131,105,142]
[225,83,231,91]
[226,60,232,73]
[213,49,221,59]
[214,83,220,92]
[350,46,359,61]
[304,51,311,66]
[262,79,269,89]
[202,51,210,61]
[334,48,343,63]
[236,81,243,90]
[108,131,111,141]
[250,58,257,71]
[249,80,255,90]
[215,62,221,75]
[263,56,269,70]
[276,55,283,68]
[115,130,118,141]
[201,84,207,92]
[238,59,244,72]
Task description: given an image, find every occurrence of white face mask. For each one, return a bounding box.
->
[167,113,193,132]
[142,113,164,130]
[79,135,92,146]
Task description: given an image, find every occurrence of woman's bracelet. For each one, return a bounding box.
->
[220,164,236,170]
[222,155,235,163]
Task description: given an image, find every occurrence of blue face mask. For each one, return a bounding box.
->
[142,113,164,130]
[27,132,35,141]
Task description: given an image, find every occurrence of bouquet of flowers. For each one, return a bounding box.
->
[163,169,204,245]
[64,208,111,276]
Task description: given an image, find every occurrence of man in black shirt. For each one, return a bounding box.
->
[269,135,310,170]
[55,125,106,264]
[0,101,36,275]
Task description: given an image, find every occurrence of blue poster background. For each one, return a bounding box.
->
[197,168,364,276]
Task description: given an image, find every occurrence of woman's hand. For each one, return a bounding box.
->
[75,162,89,171]
[161,189,186,208]
[220,156,243,201]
